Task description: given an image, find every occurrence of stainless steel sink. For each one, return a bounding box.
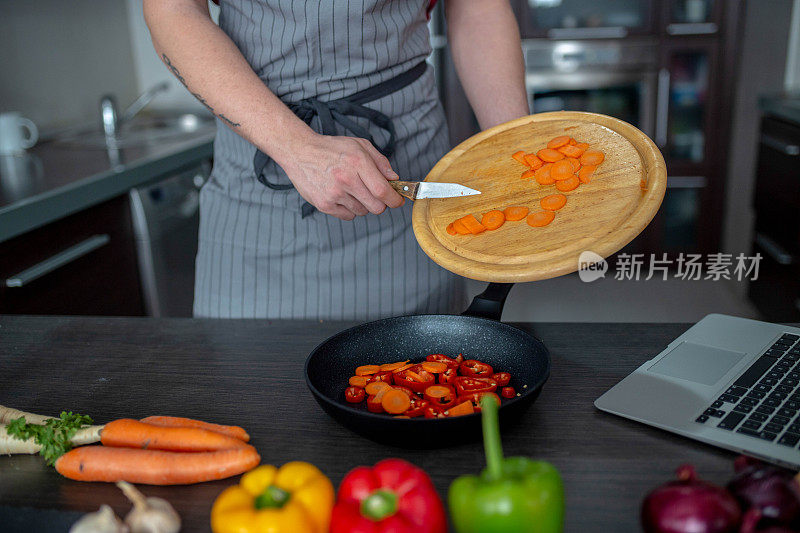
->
[53,112,215,150]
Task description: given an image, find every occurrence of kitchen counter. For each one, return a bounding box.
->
[0,126,214,243]
[0,316,768,532]
[760,93,800,126]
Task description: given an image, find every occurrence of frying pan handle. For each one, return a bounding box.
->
[461,283,513,321]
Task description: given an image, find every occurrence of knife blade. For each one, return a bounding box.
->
[389,181,481,200]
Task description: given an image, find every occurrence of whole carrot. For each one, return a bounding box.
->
[55,445,260,485]
[140,416,250,442]
[101,419,247,452]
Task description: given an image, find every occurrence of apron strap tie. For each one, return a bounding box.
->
[254,61,427,218]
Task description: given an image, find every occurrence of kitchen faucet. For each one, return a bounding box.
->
[100,81,170,138]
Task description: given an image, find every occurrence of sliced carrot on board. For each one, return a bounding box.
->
[575,142,589,151]
[534,163,554,185]
[355,365,380,376]
[569,138,578,145]
[578,165,596,184]
[421,361,448,373]
[452,218,471,235]
[537,148,565,162]
[523,154,544,170]
[640,178,648,189]
[550,159,574,181]
[558,144,585,158]
[580,150,605,166]
[547,136,570,149]
[349,375,368,388]
[521,169,535,180]
[446,223,457,236]
[566,157,581,171]
[460,214,486,235]
[511,151,527,165]
[503,206,529,221]
[541,193,567,211]
[555,175,580,192]
[481,210,505,230]
[381,389,411,414]
[527,211,556,227]
[447,401,475,417]
[365,381,391,396]
[380,360,410,372]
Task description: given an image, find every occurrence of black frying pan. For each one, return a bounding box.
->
[304,283,550,447]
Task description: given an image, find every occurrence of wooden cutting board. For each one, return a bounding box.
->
[412,111,667,282]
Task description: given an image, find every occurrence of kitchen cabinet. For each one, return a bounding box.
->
[0,195,145,316]
[663,0,722,36]
[518,0,657,39]
[748,115,800,322]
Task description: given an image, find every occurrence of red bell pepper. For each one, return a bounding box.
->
[493,372,511,387]
[423,384,458,410]
[453,376,497,396]
[345,386,366,403]
[404,396,429,418]
[459,359,494,377]
[331,458,447,533]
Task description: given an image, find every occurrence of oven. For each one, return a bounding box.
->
[523,39,659,138]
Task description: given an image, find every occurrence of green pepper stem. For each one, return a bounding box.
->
[254,485,291,509]
[481,395,504,480]
[361,489,398,521]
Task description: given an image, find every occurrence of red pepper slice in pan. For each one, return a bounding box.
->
[439,367,458,385]
[456,391,501,412]
[423,402,448,419]
[459,359,494,377]
[426,353,461,369]
[454,376,498,396]
[393,365,435,394]
[501,386,516,399]
[423,384,458,410]
[367,395,385,413]
[345,386,365,403]
[368,371,393,384]
[404,397,429,418]
[493,372,511,387]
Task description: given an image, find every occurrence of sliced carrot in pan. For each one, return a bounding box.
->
[356,365,380,376]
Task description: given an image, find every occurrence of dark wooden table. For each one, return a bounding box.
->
[0,316,746,532]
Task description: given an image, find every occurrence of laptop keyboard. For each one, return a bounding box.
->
[695,333,800,448]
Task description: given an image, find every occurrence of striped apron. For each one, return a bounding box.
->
[193,0,465,320]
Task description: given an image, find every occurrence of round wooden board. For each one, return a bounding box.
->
[412,111,667,282]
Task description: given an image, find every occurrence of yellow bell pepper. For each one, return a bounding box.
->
[211,462,334,533]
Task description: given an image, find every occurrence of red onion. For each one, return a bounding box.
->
[739,508,798,533]
[726,457,800,529]
[641,464,742,533]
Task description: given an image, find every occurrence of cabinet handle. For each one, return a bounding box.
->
[5,234,110,288]
[754,232,794,266]
[666,23,718,35]
[656,68,670,148]
[760,134,800,156]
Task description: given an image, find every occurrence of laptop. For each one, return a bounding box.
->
[595,314,800,469]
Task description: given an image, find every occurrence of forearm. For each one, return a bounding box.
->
[142,0,314,168]
[445,0,529,129]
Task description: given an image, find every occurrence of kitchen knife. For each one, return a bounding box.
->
[389,181,481,200]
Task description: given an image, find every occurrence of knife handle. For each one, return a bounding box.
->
[389,180,419,201]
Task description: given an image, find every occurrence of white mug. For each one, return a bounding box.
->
[0,112,38,155]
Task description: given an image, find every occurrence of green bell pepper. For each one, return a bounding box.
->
[448,396,564,533]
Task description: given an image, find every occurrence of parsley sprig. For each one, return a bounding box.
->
[6,411,93,465]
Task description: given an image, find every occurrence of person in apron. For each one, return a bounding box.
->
[143,0,529,320]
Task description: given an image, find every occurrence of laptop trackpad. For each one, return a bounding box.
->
[648,342,746,386]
